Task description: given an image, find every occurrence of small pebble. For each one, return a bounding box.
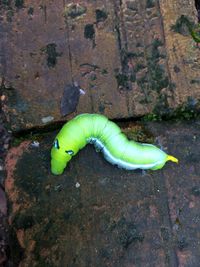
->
[0,95,6,101]
[30,141,40,148]
[79,88,86,95]
[41,116,54,124]
[173,223,179,231]
[3,144,9,150]
[54,184,62,191]
[75,182,80,188]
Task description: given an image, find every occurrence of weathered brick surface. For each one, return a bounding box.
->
[5,121,200,266]
[0,1,126,131]
[160,0,200,105]
[0,0,200,131]
[115,0,173,116]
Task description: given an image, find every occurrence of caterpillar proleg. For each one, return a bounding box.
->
[51,114,178,175]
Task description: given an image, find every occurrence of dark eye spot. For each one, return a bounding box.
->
[53,139,60,149]
[65,150,74,156]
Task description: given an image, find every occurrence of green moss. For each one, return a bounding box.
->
[168,82,176,89]
[142,113,162,122]
[152,38,163,47]
[11,126,54,147]
[41,43,62,68]
[136,42,144,47]
[120,49,135,67]
[177,237,188,250]
[64,4,87,19]
[146,0,155,8]
[139,98,148,105]
[115,73,129,87]
[190,79,200,84]
[90,73,97,81]
[122,124,154,143]
[146,38,169,93]
[115,49,142,89]
[135,63,146,72]
[118,224,143,248]
[160,226,170,241]
[160,53,166,59]
[151,39,163,59]
[98,103,105,113]
[175,96,200,120]
[1,0,13,20]
[6,9,14,22]
[130,72,136,82]
[99,248,111,259]
[153,93,170,116]
[172,106,197,120]
[1,0,11,6]
[137,76,148,86]
[171,15,194,35]
[143,97,200,121]
[15,0,24,8]
[128,39,170,98]
[11,136,27,147]
[191,186,200,196]
[170,15,200,43]
[122,50,144,59]
[84,24,95,40]
[116,49,146,89]
[101,68,108,75]
[95,9,108,23]
[150,67,169,90]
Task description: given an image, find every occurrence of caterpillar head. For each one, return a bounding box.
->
[51,138,73,175]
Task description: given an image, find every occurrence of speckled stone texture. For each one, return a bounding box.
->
[0,0,200,131]
[5,121,200,267]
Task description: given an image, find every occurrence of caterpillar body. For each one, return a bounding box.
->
[51,113,178,175]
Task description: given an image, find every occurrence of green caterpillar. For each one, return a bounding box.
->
[51,114,178,175]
